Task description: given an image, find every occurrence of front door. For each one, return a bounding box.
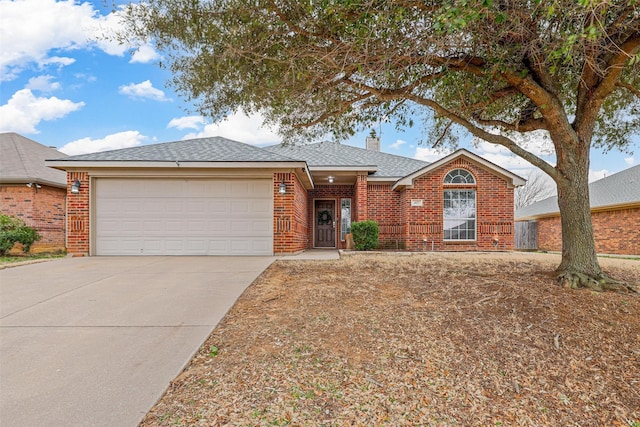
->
[315,200,336,248]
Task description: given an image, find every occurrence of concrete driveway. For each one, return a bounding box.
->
[0,256,274,427]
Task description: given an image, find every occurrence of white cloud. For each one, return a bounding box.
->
[59,131,147,155]
[389,139,406,150]
[624,156,635,166]
[414,146,454,162]
[26,75,60,92]
[118,80,170,102]
[182,110,281,145]
[589,169,609,183]
[0,88,84,134]
[167,115,207,130]
[0,0,131,79]
[130,43,160,64]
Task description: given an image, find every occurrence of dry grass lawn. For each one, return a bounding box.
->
[141,252,640,426]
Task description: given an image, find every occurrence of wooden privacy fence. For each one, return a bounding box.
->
[515,221,538,250]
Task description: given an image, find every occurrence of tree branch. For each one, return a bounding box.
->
[343,79,560,181]
[616,80,640,98]
[472,114,547,132]
[577,34,640,137]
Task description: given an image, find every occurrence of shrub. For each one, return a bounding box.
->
[351,220,379,251]
[0,213,41,255]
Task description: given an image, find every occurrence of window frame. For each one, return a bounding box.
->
[444,168,476,185]
[443,168,477,242]
[340,198,352,241]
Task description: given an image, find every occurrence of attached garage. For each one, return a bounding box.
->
[95,178,273,255]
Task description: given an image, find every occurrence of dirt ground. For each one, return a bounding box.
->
[141,252,640,426]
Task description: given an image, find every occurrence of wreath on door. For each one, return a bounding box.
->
[318,210,333,225]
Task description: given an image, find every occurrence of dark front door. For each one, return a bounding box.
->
[315,200,336,248]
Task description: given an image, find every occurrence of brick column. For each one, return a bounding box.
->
[67,172,89,255]
[355,173,368,221]
[273,172,295,254]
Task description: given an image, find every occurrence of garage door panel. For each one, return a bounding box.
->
[96,178,273,255]
[252,200,272,213]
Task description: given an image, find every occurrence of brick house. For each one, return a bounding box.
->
[515,164,640,256]
[0,133,67,253]
[46,136,525,256]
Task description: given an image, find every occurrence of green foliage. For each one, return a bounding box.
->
[120,0,639,152]
[0,213,41,256]
[209,345,219,358]
[350,221,379,251]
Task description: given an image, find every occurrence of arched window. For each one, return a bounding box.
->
[443,169,476,240]
[444,168,475,184]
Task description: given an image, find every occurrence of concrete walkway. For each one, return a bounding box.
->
[0,256,274,427]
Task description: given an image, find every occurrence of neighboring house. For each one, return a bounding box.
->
[515,164,640,256]
[45,136,525,256]
[0,133,67,253]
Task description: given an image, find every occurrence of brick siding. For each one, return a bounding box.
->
[400,158,515,251]
[536,206,640,255]
[366,184,404,249]
[63,159,517,255]
[66,172,90,255]
[274,172,309,254]
[0,184,66,253]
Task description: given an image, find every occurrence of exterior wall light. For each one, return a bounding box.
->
[71,179,81,194]
[328,176,334,183]
[278,181,287,194]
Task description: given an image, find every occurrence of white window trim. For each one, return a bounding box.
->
[340,198,351,241]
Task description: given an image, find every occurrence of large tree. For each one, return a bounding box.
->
[122,0,640,290]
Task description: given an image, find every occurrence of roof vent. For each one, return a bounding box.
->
[366,136,380,151]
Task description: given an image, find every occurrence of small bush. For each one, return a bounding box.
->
[0,213,41,255]
[351,220,379,251]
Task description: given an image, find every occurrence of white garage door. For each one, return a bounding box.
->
[95,178,273,255]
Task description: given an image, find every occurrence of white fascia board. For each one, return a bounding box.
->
[516,201,640,221]
[45,160,307,170]
[367,176,401,183]
[393,149,526,190]
[0,177,67,189]
[309,165,378,172]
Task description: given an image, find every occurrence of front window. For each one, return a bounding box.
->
[340,198,351,241]
[443,190,476,240]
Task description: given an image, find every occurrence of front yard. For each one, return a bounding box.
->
[141,252,639,426]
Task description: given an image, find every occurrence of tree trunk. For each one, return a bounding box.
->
[555,162,602,283]
[553,146,631,291]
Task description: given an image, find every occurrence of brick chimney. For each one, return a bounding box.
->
[366,136,380,151]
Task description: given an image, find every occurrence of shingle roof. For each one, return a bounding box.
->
[54,136,299,163]
[515,164,640,219]
[265,141,429,178]
[0,132,67,188]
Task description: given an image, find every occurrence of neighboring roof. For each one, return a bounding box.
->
[515,164,640,219]
[393,148,526,189]
[49,136,298,163]
[265,140,429,178]
[0,132,67,188]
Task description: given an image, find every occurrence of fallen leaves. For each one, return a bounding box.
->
[141,252,640,426]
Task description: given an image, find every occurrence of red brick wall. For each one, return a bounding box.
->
[366,184,404,249]
[274,172,308,254]
[0,184,66,253]
[355,174,368,221]
[400,158,515,251]
[536,206,640,255]
[66,172,90,255]
[308,185,354,249]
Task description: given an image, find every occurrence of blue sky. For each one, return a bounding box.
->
[1,0,637,187]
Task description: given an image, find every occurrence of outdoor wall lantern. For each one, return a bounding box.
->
[278,181,287,194]
[70,179,81,194]
[328,176,334,183]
